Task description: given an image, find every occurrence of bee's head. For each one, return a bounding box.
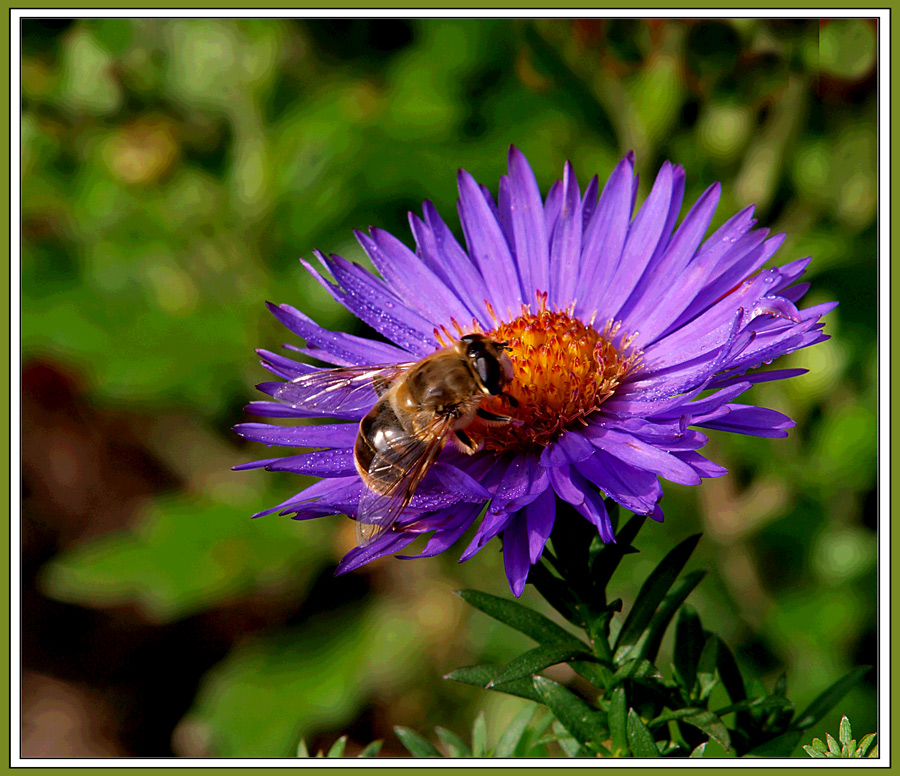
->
[458,334,514,395]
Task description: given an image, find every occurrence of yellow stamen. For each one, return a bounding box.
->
[469,294,642,453]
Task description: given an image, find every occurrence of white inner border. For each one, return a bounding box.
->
[11,8,890,769]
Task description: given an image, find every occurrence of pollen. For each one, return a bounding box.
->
[471,294,642,453]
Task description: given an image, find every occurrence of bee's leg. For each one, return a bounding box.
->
[454,429,481,454]
[476,407,513,423]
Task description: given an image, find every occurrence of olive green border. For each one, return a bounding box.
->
[7,6,890,775]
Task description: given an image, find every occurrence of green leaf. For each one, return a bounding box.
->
[808,737,828,754]
[792,666,871,730]
[296,739,310,757]
[714,695,792,716]
[626,709,659,758]
[493,704,537,758]
[690,742,707,758]
[608,686,628,756]
[629,570,707,664]
[680,709,731,752]
[326,735,347,757]
[444,664,543,702]
[803,744,827,757]
[472,712,487,758]
[673,604,704,694]
[457,589,586,647]
[394,727,443,758]
[532,676,608,753]
[826,732,841,755]
[358,740,383,758]
[745,729,803,757]
[487,644,595,687]
[713,635,747,707]
[435,727,470,758]
[838,715,852,746]
[696,634,719,702]
[610,658,664,686]
[614,534,702,661]
[855,732,876,757]
[869,743,878,757]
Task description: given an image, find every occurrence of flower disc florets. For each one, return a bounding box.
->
[456,294,641,452]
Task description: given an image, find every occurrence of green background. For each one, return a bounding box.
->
[20,18,877,757]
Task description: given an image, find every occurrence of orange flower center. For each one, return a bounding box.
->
[437,294,642,453]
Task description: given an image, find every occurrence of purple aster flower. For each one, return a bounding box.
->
[235,147,833,597]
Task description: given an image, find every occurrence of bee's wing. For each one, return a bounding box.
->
[355,414,454,547]
[273,362,413,413]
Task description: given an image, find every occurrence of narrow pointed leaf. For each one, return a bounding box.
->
[696,634,719,701]
[326,736,347,757]
[628,569,707,663]
[673,604,704,694]
[808,737,828,753]
[839,715,852,745]
[626,709,660,758]
[532,676,608,752]
[472,712,487,757]
[608,686,628,756]
[680,709,731,751]
[296,739,310,757]
[690,742,707,758]
[487,644,595,687]
[610,658,664,686]
[435,727,470,758]
[394,727,443,757]
[494,704,537,758]
[826,732,841,755]
[803,744,827,757]
[358,740,383,758]
[855,733,876,757]
[614,534,702,660]
[714,635,747,706]
[445,664,542,702]
[792,666,871,730]
[457,589,586,647]
[714,695,792,716]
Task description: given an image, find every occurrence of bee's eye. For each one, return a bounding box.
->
[474,354,502,394]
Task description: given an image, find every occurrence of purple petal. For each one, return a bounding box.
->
[457,168,523,313]
[525,487,556,564]
[335,530,418,575]
[459,508,515,562]
[507,146,550,297]
[411,202,492,326]
[502,516,531,597]
[233,422,358,449]
[548,462,588,506]
[549,161,583,306]
[434,462,493,501]
[674,450,728,479]
[262,448,356,476]
[312,253,435,356]
[573,486,614,543]
[576,450,662,516]
[356,227,473,325]
[397,503,483,559]
[577,154,635,316]
[696,404,795,438]
[267,302,414,366]
[620,182,721,341]
[583,427,701,486]
[595,162,676,319]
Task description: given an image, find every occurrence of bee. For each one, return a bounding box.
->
[274,334,518,547]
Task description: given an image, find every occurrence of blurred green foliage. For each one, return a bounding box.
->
[22,18,877,757]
